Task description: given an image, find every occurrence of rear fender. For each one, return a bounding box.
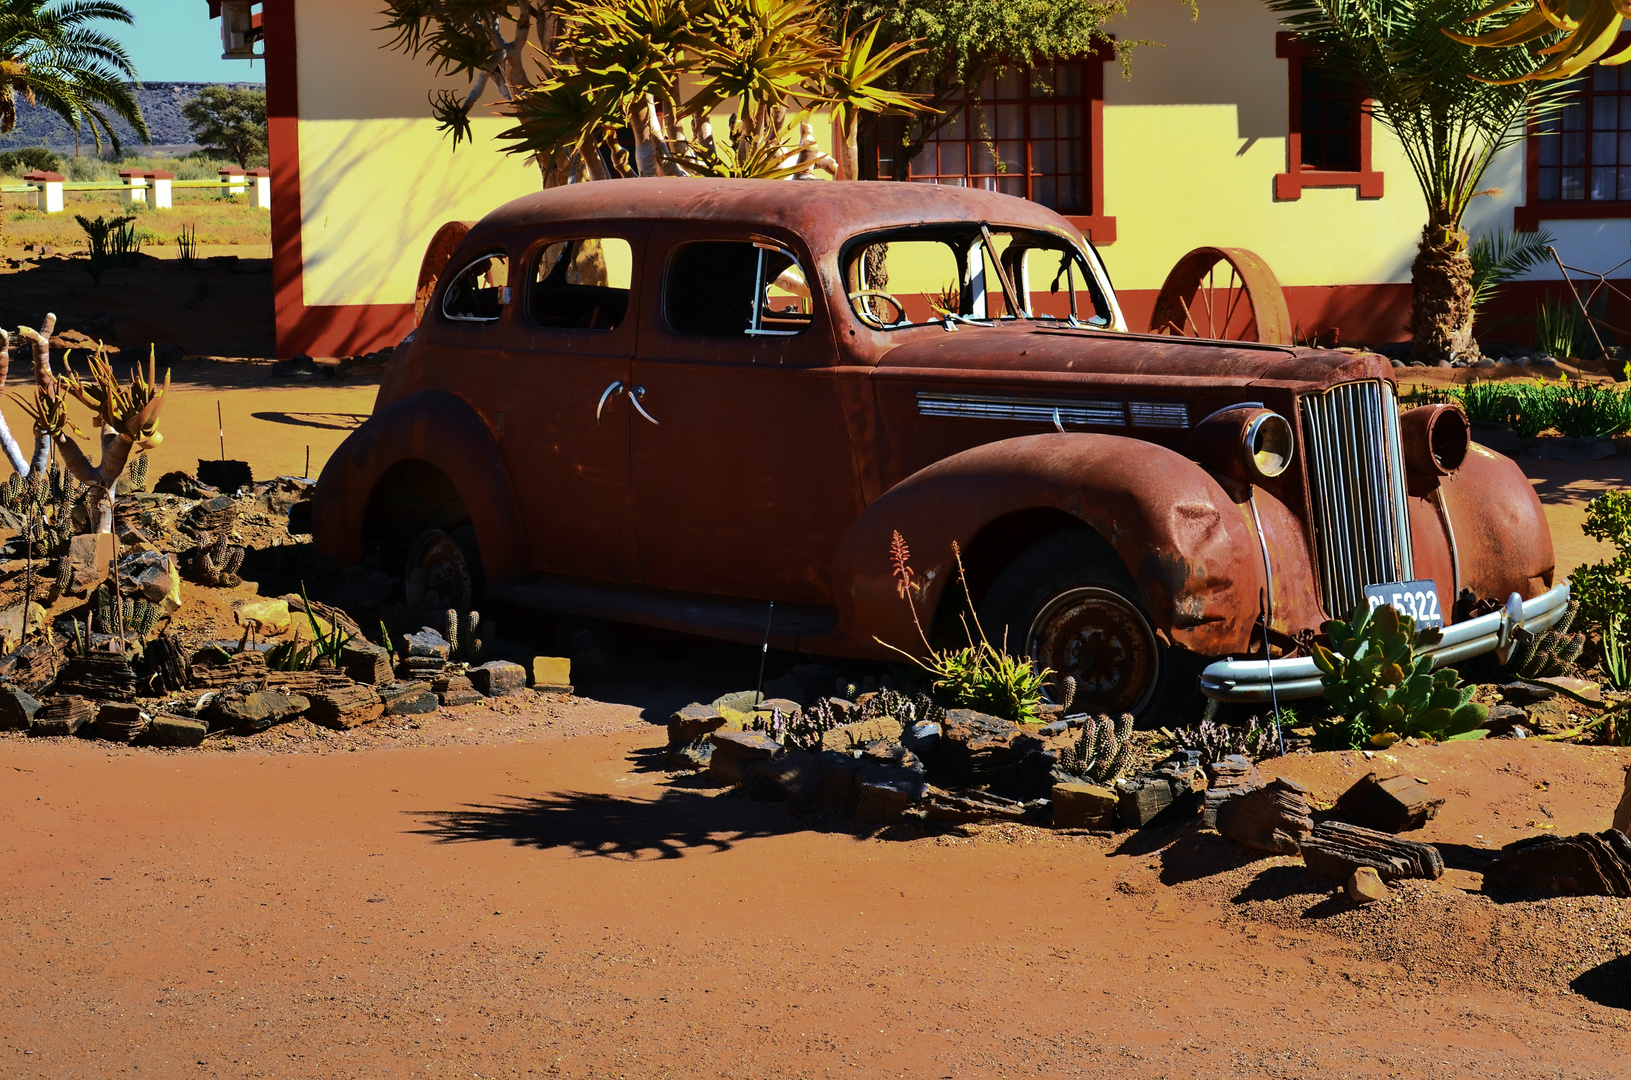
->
[825,433,1270,659]
[312,391,525,578]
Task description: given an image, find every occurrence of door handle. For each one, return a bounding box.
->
[595,380,625,424]
[631,385,660,425]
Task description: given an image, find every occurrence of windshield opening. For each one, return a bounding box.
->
[843,226,1112,330]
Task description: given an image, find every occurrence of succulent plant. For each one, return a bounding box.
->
[1173,714,1282,765]
[1312,603,1487,749]
[1508,600,1586,680]
[444,607,484,663]
[1058,712,1134,785]
[190,530,245,587]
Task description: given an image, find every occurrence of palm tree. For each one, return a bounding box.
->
[1266,0,1567,361]
[0,0,148,155]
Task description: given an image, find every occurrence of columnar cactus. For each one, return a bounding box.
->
[1058,712,1135,785]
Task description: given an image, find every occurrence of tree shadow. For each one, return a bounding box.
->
[408,788,794,861]
[250,410,369,431]
[1571,955,1631,1010]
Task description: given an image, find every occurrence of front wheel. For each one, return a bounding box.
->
[405,524,484,614]
[979,529,1201,724]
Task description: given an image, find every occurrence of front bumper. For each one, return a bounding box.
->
[1199,582,1573,703]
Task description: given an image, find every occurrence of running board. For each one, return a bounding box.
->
[487,575,840,652]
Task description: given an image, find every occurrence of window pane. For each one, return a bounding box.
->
[939,142,966,177]
[1032,175,1056,207]
[1056,63,1082,97]
[1595,131,1618,165]
[667,241,809,338]
[1031,104,1055,139]
[1596,96,1620,132]
[1539,134,1560,166]
[1032,140,1056,176]
[530,238,633,331]
[1595,65,1619,91]
[1055,103,1079,139]
[1563,132,1588,165]
[997,104,1023,140]
[1562,166,1586,199]
[441,252,508,322]
[1563,102,1587,131]
[971,139,997,175]
[994,68,1022,98]
[1593,166,1618,199]
[1619,165,1631,199]
[1059,137,1081,173]
[1540,166,1560,200]
[997,139,1024,173]
[999,175,1025,198]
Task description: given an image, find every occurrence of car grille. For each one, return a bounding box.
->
[1300,380,1414,618]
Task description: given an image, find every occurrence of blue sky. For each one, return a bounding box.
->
[124,0,265,83]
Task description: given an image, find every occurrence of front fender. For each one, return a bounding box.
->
[312,390,525,579]
[1440,443,1555,604]
[820,433,1269,659]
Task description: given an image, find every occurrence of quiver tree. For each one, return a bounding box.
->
[380,0,926,183]
[0,311,168,534]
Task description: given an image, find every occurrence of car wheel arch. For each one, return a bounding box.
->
[825,433,1266,661]
[312,390,525,580]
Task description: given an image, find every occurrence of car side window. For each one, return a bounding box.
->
[666,240,812,338]
[530,237,634,330]
[442,252,509,323]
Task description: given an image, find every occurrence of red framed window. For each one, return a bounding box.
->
[1518,61,1631,229]
[1275,32,1383,199]
[868,50,1115,243]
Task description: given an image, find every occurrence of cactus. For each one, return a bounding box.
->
[190,530,245,587]
[1059,712,1135,785]
[1056,674,1076,712]
[1509,601,1587,679]
[95,583,113,634]
[444,607,484,662]
[124,451,149,492]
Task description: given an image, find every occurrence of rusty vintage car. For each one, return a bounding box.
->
[312,178,1568,721]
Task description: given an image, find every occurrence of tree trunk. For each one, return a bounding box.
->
[1409,218,1476,364]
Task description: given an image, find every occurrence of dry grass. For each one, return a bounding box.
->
[0,186,271,249]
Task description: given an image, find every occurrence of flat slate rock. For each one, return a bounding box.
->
[379,681,438,716]
[1330,772,1444,834]
[142,712,208,748]
[1202,754,1264,828]
[94,703,148,743]
[55,651,137,702]
[29,695,95,737]
[305,683,384,730]
[0,685,41,730]
[469,660,526,697]
[1484,829,1631,897]
[1301,820,1444,882]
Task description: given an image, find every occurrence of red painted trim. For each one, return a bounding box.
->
[1120,280,1412,344]
[1274,33,1383,201]
[1083,41,1117,244]
[264,0,415,357]
[23,171,62,182]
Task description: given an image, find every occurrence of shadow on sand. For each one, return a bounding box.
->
[408,787,802,861]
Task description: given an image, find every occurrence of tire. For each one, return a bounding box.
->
[405,523,484,613]
[979,528,1203,725]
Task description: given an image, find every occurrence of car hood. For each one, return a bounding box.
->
[872,325,1395,392]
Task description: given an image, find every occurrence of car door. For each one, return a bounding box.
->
[628,224,863,605]
[498,224,649,583]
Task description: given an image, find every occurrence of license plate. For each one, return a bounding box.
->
[1363,580,1443,628]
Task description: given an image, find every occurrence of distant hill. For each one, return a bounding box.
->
[0,81,264,153]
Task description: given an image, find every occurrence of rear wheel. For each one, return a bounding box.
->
[405,524,483,613]
[979,529,1201,724]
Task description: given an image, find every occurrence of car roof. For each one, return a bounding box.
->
[469,177,1083,257]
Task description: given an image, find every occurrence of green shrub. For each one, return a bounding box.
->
[1535,292,1593,361]
[1311,603,1486,749]
[880,530,1051,725]
[1570,490,1631,692]
[0,147,60,175]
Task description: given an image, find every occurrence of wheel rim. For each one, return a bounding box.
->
[407,529,474,612]
[1148,246,1293,344]
[1026,586,1160,716]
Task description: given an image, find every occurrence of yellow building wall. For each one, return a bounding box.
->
[294,0,540,308]
[1096,0,1533,292]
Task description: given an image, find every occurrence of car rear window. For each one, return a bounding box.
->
[441,252,508,322]
[665,241,811,338]
[530,237,634,331]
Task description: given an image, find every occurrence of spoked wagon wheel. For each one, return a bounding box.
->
[1148,246,1293,345]
[414,220,475,325]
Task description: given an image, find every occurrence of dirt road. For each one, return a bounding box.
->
[3,715,1631,1079]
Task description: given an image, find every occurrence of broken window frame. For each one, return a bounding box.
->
[440,250,511,324]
